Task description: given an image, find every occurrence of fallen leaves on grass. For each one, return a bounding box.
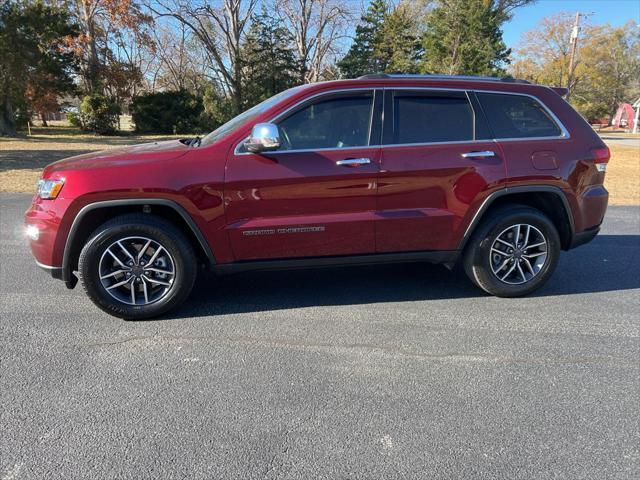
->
[606,145,640,205]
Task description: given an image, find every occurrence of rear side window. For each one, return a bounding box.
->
[477,92,562,139]
[390,92,474,144]
[277,93,373,150]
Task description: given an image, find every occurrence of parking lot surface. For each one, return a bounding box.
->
[1,193,638,479]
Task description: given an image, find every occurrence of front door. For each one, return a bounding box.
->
[225,90,381,261]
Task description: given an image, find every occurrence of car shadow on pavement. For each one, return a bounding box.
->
[164,234,640,319]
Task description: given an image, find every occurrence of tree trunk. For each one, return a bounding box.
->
[40,111,48,127]
[83,3,100,93]
[0,95,17,137]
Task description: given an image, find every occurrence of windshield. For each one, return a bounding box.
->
[200,86,306,147]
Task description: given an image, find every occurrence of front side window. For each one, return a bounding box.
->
[390,92,474,144]
[477,92,562,139]
[276,93,373,151]
[201,85,306,147]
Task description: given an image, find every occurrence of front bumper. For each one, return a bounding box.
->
[25,195,76,287]
[35,260,63,280]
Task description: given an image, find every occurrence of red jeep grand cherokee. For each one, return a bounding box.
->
[25,74,609,319]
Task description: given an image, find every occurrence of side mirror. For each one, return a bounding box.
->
[244,123,280,153]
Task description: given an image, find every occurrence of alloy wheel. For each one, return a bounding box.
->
[489,223,548,285]
[98,236,176,305]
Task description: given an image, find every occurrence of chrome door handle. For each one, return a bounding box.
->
[336,158,371,166]
[461,151,495,158]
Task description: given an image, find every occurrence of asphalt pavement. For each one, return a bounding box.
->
[1,193,639,479]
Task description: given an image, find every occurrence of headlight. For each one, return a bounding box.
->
[37,179,64,199]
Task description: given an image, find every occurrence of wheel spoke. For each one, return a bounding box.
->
[514,224,521,245]
[495,238,514,249]
[522,257,535,275]
[130,280,136,304]
[516,262,527,283]
[145,267,174,275]
[142,275,171,287]
[525,241,546,250]
[491,248,510,257]
[494,257,511,273]
[501,263,517,281]
[106,276,133,290]
[523,225,531,248]
[106,248,127,268]
[146,246,164,266]
[117,240,136,262]
[137,239,152,262]
[141,277,149,304]
[100,269,128,280]
[524,251,546,258]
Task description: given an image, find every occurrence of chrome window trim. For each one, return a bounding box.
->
[234,88,380,156]
[381,139,496,149]
[239,145,383,155]
[233,86,570,156]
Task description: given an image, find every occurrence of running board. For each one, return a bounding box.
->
[212,250,459,275]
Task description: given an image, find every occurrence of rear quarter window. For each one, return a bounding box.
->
[477,92,562,139]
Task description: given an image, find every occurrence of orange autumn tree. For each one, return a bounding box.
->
[61,0,152,95]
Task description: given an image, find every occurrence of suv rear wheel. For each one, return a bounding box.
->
[78,214,197,319]
[463,206,560,297]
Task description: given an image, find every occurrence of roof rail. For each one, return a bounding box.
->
[357,73,531,84]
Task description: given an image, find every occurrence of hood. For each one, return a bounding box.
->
[44,139,191,174]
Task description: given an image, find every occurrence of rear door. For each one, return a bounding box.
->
[225,89,382,261]
[376,88,506,252]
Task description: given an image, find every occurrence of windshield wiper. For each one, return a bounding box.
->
[188,136,201,147]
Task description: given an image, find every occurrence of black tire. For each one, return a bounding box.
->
[78,214,197,320]
[463,205,560,297]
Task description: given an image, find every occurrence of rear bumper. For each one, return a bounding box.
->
[568,184,607,249]
[570,225,600,249]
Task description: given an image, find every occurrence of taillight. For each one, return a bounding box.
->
[590,147,610,172]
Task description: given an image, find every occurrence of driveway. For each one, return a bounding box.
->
[1,193,638,479]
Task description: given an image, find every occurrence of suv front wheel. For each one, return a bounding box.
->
[463,206,561,297]
[78,214,197,319]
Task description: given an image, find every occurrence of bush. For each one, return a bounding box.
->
[66,111,81,127]
[130,90,205,134]
[78,94,120,134]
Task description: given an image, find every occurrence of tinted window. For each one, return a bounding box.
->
[277,93,373,150]
[477,92,562,139]
[391,93,473,144]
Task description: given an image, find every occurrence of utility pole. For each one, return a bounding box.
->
[566,12,592,100]
[566,12,581,99]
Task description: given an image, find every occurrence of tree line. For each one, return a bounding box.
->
[1,0,638,136]
[510,13,639,122]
